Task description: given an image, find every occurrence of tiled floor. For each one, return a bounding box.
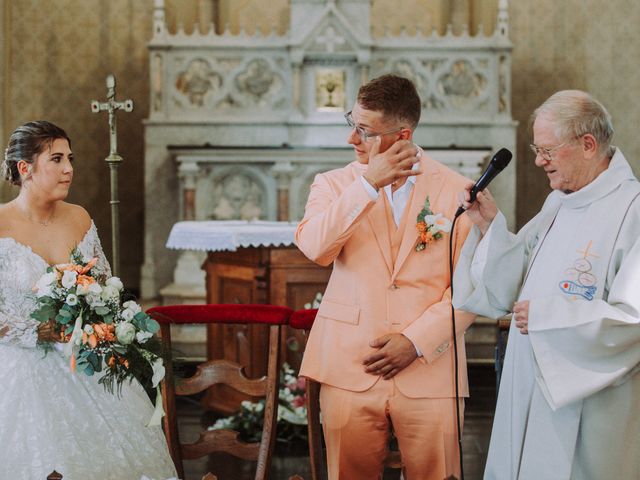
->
[178,364,496,480]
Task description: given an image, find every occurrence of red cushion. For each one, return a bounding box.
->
[147,304,292,326]
[289,308,318,330]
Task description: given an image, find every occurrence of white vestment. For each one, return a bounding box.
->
[453,149,640,480]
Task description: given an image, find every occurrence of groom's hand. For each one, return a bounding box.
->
[363,333,417,380]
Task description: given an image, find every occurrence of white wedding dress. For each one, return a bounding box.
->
[0,222,178,480]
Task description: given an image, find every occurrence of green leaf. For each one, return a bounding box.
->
[87,352,101,371]
[145,318,160,334]
[58,309,72,318]
[95,306,110,316]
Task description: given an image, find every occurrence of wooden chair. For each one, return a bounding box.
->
[289,308,402,480]
[148,303,293,480]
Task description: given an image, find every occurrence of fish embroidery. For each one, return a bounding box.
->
[559,280,597,300]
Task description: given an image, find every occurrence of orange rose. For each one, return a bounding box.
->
[78,257,98,275]
[416,222,427,233]
[76,275,95,287]
[420,231,434,244]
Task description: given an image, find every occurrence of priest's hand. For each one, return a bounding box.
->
[363,333,418,380]
[457,182,498,235]
[363,137,421,191]
[513,300,529,334]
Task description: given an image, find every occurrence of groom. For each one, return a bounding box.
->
[295,74,475,479]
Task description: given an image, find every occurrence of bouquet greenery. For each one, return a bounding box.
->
[30,249,165,425]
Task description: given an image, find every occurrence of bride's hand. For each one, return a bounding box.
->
[37,320,60,343]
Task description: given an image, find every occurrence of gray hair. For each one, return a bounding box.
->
[531,90,614,155]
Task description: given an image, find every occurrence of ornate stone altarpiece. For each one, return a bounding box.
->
[142,0,517,301]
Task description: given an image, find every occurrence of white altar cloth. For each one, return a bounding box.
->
[165,220,298,252]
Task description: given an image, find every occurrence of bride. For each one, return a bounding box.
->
[0,121,177,480]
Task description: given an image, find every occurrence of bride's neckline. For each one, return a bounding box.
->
[0,221,96,267]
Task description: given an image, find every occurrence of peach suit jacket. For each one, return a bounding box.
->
[296,154,476,398]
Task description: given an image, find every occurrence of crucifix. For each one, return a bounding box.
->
[91,74,133,277]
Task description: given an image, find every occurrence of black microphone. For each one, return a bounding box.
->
[455,148,512,217]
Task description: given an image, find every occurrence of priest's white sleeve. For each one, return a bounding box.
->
[453,211,529,318]
[528,235,640,410]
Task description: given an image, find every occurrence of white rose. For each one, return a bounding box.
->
[122,300,141,315]
[106,276,124,291]
[76,284,89,296]
[36,272,57,290]
[35,272,57,297]
[121,309,135,321]
[425,213,452,234]
[66,293,79,306]
[88,283,102,295]
[83,324,94,334]
[151,358,165,388]
[36,286,53,298]
[136,331,153,344]
[115,322,136,345]
[61,270,78,289]
[87,295,105,308]
[100,285,120,301]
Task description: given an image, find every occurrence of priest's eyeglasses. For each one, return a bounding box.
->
[345,111,403,143]
[529,142,569,161]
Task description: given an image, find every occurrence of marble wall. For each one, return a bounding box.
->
[2,0,639,293]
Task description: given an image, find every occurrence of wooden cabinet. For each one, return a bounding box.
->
[203,246,331,414]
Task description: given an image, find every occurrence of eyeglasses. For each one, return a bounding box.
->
[529,142,569,161]
[344,111,403,143]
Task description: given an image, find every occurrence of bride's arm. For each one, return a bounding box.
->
[0,311,39,348]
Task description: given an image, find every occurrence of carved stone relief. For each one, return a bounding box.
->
[437,60,488,110]
[234,59,281,105]
[207,172,266,220]
[175,58,222,106]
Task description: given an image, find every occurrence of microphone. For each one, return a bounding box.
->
[455,148,512,217]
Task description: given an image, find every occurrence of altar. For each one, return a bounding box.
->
[166,220,331,413]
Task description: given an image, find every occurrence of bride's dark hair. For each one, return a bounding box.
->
[2,120,71,186]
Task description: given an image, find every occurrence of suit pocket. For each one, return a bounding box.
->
[317,300,360,325]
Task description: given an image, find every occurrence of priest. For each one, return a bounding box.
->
[453,90,640,479]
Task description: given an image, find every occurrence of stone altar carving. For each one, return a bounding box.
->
[143,0,517,301]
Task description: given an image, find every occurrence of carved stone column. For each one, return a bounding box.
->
[160,161,206,304]
[178,162,200,220]
[271,161,295,221]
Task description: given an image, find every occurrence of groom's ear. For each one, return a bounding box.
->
[399,128,412,141]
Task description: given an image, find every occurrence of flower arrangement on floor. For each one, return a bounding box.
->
[30,249,166,425]
[209,362,308,447]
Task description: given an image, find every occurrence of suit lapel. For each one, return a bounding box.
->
[367,197,393,275]
[392,157,444,279]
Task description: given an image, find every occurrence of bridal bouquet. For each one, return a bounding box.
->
[30,249,165,425]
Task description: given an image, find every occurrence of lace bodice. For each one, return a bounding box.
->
[0,221,111,348]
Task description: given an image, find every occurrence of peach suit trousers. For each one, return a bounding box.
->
[320,379,463,480]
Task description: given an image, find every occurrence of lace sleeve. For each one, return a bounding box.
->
[79,222,112,281]
[92,232,112,281]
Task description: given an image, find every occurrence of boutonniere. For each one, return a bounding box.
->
[415,196,452,251]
